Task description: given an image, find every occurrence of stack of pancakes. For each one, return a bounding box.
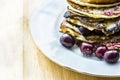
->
[59,0,120,49]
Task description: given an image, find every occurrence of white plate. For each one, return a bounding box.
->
[30,0,120,77]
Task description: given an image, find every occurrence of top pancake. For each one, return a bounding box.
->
[79,0,120,4]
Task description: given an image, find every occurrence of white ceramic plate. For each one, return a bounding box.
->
[30,0,120,77]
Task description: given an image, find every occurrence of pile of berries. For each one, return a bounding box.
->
[60,34,120,64]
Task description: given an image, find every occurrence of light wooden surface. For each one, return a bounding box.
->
[0,0,22,80]
[23,0,120,80]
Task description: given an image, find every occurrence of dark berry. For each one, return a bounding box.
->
[93,30,104,35]
[95,46,107,59]
[104,50,119,63]
[80,42,94,56]
[78,26,91,36]
[60,34,75,48]
[64,11,71,18]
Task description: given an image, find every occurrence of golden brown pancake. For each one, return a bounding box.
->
[59,20,120,43]
[66,18,120,36]
[78,0,120,4]
[64,11,120,36]
[67,0,120,19]
[67,0,120,7]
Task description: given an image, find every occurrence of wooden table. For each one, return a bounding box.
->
[23,0,120,80]
[0,0,22,80]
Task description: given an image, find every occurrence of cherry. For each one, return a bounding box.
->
[80,42,94,56]
[95,46,107,59]
[60,34,75,48]
[104,50,119,63]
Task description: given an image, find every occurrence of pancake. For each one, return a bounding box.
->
[59,20,120,43]
[67,1,120,19]
[67,0,120,7]
[66,17,120,36]
[64,11,105,22]
[79,0,119,4]
[64,11,120,36]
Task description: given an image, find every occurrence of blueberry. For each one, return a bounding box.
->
[78,26,91,36]
[64,11,71,18]
[93,30,104,35]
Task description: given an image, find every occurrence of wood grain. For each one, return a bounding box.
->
[0,0,23,80]
[23,0,120,80]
